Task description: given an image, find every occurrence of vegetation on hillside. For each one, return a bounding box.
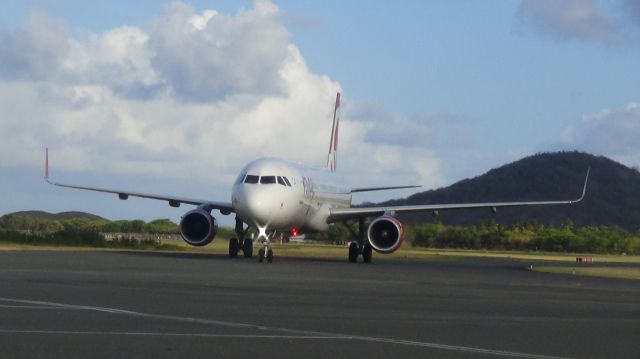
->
[0,212,182,234]
[0,213,184,250]
[0,212,240,250]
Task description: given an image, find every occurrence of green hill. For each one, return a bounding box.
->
[377,151,640,231]
[2,211,107,222]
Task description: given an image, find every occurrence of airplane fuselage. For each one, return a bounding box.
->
[231,157,351,232]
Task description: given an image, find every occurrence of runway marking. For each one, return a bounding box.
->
[0,297,566,359]
[0,330,347,340]
[0,304,80,310]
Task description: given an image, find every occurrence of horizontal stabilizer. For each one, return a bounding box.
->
[351,185,421,193]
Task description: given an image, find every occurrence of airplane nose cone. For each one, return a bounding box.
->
[241,187,275,226]
[248,199,271,225]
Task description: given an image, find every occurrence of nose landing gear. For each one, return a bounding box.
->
[257,227,275,263]
[258,245,274,263]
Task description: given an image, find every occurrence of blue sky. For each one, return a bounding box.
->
[1,0,639,225]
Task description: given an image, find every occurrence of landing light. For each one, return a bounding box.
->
[257,225,268,240]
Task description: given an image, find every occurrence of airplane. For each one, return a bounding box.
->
[45,92,590,263]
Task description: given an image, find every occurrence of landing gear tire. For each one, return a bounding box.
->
[266,249,274,263]
[258,248,265,263]
[362,242,373,264]
[229,237,239,258]
[348,242,358,263]
[242,238,253,258]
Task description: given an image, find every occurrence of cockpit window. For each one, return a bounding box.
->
[282,177,292,186]
[260,176,276,184]
[277,176,286,186]
[235,172,247,185]
[244,175,259,184]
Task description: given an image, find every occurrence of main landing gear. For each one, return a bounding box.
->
[346,218,373,264]
[229,217,253,258]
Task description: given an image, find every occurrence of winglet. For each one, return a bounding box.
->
[570,166,590,204]
[326,92,341,172]
[45,147,50,182]
[579,166,590,202]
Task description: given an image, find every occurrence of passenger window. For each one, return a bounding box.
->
[277,176,287,186]
[283,177,292,186]
[260,176,276,184]
[244,175,259,184]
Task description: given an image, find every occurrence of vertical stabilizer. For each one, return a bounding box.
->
[327,92,341,172]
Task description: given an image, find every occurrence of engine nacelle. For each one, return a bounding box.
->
[179,208,217,247]
[367,215,404,254]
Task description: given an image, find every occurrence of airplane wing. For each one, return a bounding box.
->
[328,167,590,222]
[44,149,234,214]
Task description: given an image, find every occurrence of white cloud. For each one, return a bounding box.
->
[516,0,619,43]
[563,102,640,166]
[1,0,464,214]
[0,10,69,80]
[149,1,290,100]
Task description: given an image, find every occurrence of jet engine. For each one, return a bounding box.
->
[179,208,218,246]
[367,215,404,254]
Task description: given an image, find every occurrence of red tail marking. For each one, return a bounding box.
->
[327,92,341,172]
[333,125,339,151]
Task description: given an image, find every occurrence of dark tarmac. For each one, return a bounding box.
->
[0,250,638,358]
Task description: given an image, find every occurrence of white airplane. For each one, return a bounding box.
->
[45,93,590,263]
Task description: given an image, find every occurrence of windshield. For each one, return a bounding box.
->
[260,176,277,184]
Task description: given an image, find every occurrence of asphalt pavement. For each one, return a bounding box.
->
[0,250,638,358]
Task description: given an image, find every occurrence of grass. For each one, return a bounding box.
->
[533,266,640,280]
[393,247,640,263]
[2,236,640,266]
[150,238,640,264]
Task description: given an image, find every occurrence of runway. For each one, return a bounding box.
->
[0,250,638,358]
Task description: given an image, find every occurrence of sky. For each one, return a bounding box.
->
[1,0,639,226]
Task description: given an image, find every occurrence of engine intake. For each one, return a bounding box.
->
[367,215,404,254]
[180,208,217,246]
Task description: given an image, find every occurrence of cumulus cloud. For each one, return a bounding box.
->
[563,102,640,166]
[150,1,290,100]
[1,0,457,209]
[0,2,333,176]
[0,10,69,80]
[516,0,619,43]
